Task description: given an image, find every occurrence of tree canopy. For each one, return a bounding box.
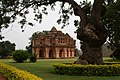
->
[104,0,120,50]
[0,0,117,38]
[0,0,117,32]
[26,32,37,54]
[0,40,16,58]
[0,0,108,29]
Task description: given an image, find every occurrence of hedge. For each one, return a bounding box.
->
[53,63,120,76]
[0,62,43,80]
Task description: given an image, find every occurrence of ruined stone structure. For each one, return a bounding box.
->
[32,27,75,59]
[102,43,113,57]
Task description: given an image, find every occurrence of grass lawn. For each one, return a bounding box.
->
[1,58,120,80]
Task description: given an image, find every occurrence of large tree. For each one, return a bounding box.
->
[0,41,16,58]
[0,0,117,64]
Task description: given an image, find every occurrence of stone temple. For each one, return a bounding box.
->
[32,27,76,59]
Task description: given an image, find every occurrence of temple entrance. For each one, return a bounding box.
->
[39,50,44,58]
[59,49,64,58]
[49,49,54,58]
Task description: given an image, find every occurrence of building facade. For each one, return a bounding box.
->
[32,27,75,59]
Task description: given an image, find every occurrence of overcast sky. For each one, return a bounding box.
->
[1,0,93,50]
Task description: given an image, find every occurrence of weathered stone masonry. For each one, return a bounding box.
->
[32,27,76,59]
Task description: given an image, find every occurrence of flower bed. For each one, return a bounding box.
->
[53,63,120,76]
[0,62,43,80]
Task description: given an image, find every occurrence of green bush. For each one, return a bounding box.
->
[0,62,42,80]
[110,49,120,60]
[12,50,30,63]
[53,63,120,76]
[30,54,37,62]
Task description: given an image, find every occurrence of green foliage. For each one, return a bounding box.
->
[104,0,120,50]
[26,32,38,54]
[0,35,4,40]
[0,62,42,80]
[26,44,32,54]
[0,0,56,30]
[0,41,15,58]
[3,58,120,80]
[12,50,30,63]
[0,0,91,30]
[30,54,37,62]
[29,32,38,41]
[110,49,120,60]
[53,63,120,76]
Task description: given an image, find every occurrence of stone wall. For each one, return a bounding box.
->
[102,43,113,57]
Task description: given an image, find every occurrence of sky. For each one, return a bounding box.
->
[1,0,93,50]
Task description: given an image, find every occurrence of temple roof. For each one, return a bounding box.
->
[34,26,74,40]
[50,26,57,32]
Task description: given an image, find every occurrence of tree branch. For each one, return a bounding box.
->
[37,0,88,27]
[91,0,104,22]
[57,0,88,26]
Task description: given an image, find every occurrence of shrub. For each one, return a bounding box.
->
[53,63,120,76]
[30,54,37,62]
[0,62,42,80]
[111,49,120,60]
[12,50,30,63]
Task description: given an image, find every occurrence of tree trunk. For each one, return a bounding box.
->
[75,23,107,65]
[75,42,103,65]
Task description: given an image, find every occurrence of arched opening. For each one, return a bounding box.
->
[59,49,64,58]
[39,50,44,58]
[49,49,54,58]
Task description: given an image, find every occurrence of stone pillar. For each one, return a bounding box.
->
[64,48,67,58]
[32,48,37,58]
[36,48,40,58]
[45,47,49,58]
[32,40,35,47]
[67,48,71,57]
[71,48,75,57]
[32,48,35,54]
[53,49,56,58]
[55,48,59,58]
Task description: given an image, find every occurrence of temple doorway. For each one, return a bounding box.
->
[49,49,54,58]
[39,50,44,58]
[59,49,64,58]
